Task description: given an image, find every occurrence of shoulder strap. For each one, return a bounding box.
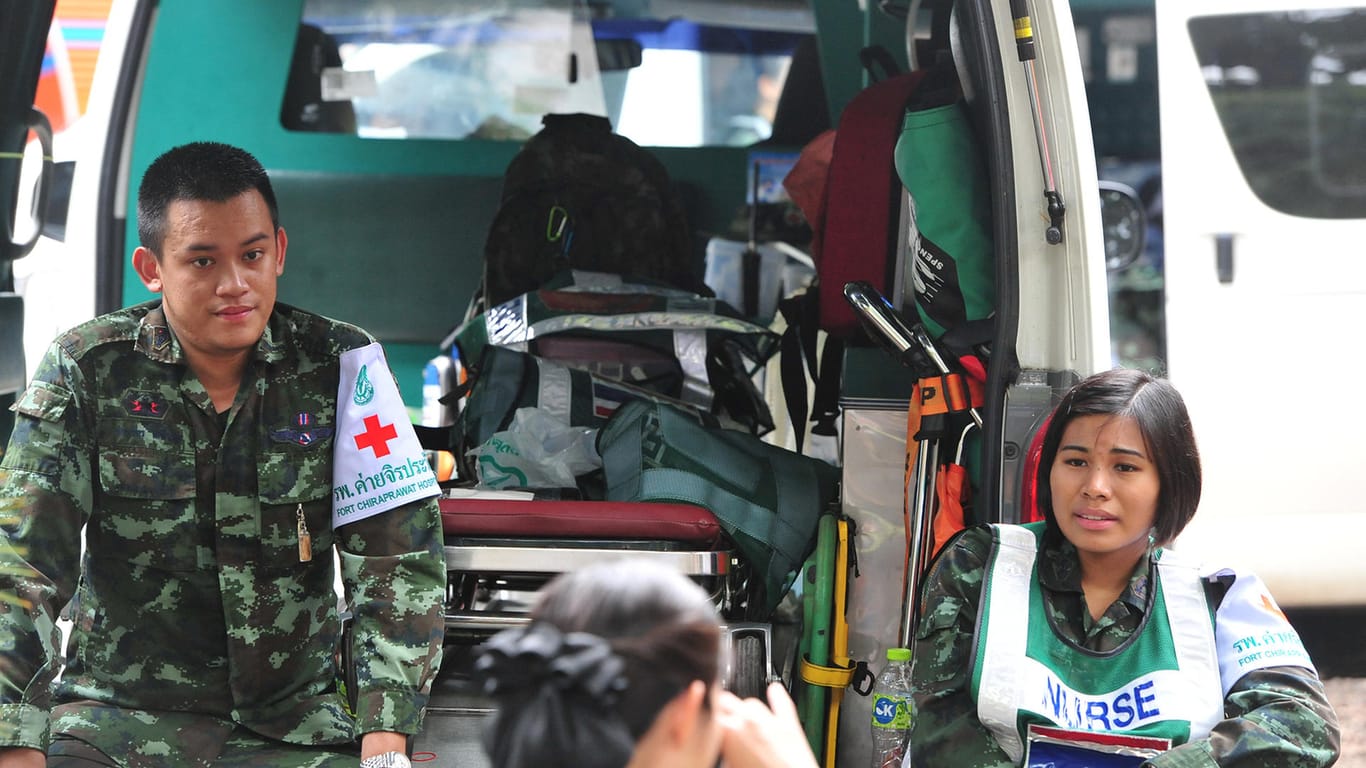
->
[1153,549,1224,740]
[976,524,1037,762]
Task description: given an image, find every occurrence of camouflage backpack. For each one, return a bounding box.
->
[481,113,707,308]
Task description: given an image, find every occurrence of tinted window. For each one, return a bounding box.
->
[284,0,813,147]
[1189,9,1366,219]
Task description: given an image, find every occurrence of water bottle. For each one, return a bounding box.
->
[870,647,914,768]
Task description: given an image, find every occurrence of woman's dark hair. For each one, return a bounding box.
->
[136,141,280,256]
[1034,368,1201,545]
[475,560,722,768]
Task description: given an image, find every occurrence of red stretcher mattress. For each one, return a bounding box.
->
[439,498,723,546]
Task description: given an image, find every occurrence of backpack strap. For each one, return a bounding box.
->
[778,291,843,452]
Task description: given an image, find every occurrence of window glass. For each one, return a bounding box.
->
[1188,9,1366,219]
[285,0,813,147]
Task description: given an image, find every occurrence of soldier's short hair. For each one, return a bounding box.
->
[1034,368,1202,546]
[136,142,280,256]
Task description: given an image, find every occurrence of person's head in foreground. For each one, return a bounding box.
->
[474,560,725,768]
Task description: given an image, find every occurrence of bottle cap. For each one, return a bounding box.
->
[886,647,911,662]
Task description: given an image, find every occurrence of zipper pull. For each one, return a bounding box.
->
[296,503,313,563]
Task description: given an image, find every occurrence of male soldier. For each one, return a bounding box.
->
[0,142,445,767]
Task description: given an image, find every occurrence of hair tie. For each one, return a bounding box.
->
[475,623,636,768]
[475,621,629,704]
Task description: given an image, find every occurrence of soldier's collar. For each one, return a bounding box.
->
[135,303,182,363]
[134,303,288,365]
[1039,536,1153,612]
[257,311,289,363]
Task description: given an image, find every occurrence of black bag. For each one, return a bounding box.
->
[482,113,708,307]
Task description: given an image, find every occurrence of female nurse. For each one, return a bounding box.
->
[908,368,1339,767]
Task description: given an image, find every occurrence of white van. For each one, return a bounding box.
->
[1156,0,1366,607]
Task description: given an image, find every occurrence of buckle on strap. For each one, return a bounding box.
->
[798,654,860,689]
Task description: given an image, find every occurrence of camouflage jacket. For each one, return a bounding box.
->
[909,524,1340,768]
[0,302,446,756]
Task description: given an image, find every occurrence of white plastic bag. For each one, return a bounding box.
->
[468,407,602,490]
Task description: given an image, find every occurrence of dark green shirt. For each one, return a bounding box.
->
[0,302,446,758]
[909,525,1339,767]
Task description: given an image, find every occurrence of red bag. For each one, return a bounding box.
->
[787,71,927,337]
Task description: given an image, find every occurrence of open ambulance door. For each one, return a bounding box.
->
[0,1,58,453]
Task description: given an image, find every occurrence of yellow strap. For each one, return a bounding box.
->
[799,655,856,689]
[824,517,853,768]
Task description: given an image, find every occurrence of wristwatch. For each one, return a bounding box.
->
[359,752,411,768]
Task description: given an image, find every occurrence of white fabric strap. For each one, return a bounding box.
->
[1154,547,1224,740]
[535,357,573,423]
[672,329,713,407]
[977,524,1038,762]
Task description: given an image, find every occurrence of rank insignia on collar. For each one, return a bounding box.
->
[124,390,170,419]
[151,326,172,350]
[270,412,334,447]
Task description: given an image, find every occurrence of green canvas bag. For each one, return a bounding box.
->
[597,399,840,616]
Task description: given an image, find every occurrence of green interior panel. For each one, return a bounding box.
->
[119,0,764,405]
[269,171,500,343]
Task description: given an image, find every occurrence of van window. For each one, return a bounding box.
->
[1188,9,1366,219]
[285,0,813,148]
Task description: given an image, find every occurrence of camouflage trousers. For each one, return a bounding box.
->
[50,702,361,768]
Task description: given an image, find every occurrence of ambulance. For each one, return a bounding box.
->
[0,0,1125,759]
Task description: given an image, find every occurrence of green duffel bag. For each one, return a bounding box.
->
[597,398,840,617]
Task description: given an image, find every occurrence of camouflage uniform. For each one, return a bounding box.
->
[909,524,1340,768]
[0,301,446,766]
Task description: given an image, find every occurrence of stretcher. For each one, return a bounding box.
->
[437,496,772,696]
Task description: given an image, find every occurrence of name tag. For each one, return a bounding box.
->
[1025,725,1170,768]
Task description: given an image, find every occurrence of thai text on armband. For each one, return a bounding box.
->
[332,472,436,519]
[343,456,432,496]
[1232,630,1304,655]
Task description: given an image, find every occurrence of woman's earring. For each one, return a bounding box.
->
[1147,529,1157,550]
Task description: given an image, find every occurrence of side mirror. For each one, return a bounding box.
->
[4,107,52,262]
[1098,180,1147,273]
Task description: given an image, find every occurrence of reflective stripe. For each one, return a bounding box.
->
[485,294,532,347]
[673,329,712,407]
[525,311,771,339]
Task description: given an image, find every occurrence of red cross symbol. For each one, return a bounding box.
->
[353,414,398,458]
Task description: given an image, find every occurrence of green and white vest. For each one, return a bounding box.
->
[970,523,1224,762]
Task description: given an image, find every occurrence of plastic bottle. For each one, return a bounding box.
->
[870,647,914,768]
